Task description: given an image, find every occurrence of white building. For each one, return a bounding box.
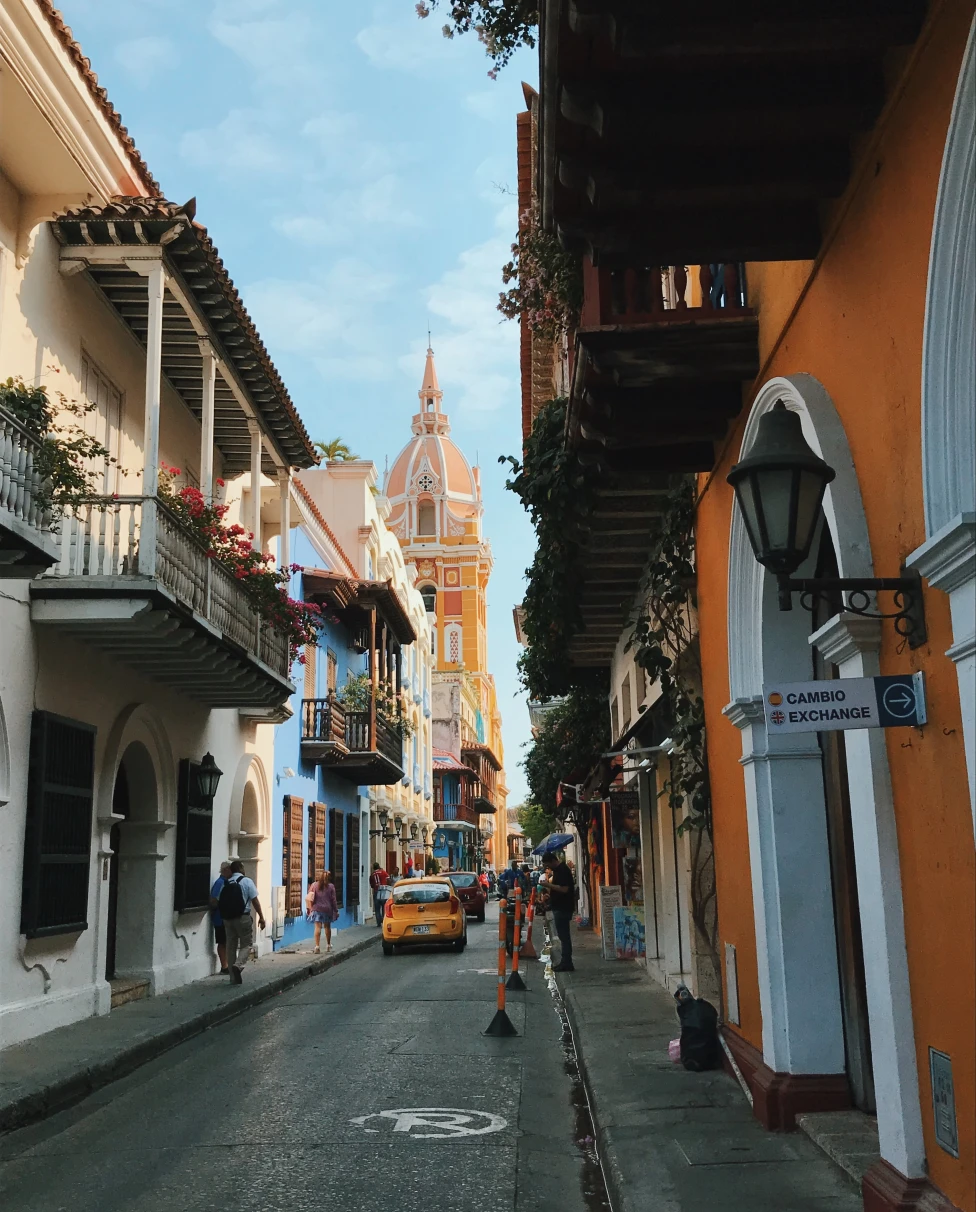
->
[0,3,315,1045]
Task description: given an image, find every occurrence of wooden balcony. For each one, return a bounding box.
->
[0,406,60,578]
[301,696,404,785]
[432,798,480,829]
[540,1,926,265]
[29,496,292,707]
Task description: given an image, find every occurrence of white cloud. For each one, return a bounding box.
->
[355,5,459,76]
[408,199,520,421]
[114,35,177,84]
[464,90,509,122]
[274,174,420,246]
[244,259,398,381]
[180,108,285,175]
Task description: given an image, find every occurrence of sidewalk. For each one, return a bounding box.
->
[0,924,379,1134]
[553,924,862,1212]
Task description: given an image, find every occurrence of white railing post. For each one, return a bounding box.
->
[136,257,164,572]
[278,470,291,574]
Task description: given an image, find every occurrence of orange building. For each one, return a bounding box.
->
[524,4,975,1210]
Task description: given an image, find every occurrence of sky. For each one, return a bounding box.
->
[63,0,538,803]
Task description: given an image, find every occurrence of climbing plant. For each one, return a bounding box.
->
[499,398,600,700]
[522,689,609,816]
[498,206,582,341]
[414,1,538,74]
[628,477,719,990]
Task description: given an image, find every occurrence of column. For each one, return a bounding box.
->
[139,260,165,575]
[248,419,262,551]
[277,471,291,575]
[809,614,925,1181]
[723,696,846,1079]
[198,338,216,502]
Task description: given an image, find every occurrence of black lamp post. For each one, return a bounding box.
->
[409,821,419,843]
[369,808,392,841]
[196,752,223,803]
[728,401,926,646]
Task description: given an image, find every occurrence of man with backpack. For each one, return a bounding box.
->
[218,860,266,984]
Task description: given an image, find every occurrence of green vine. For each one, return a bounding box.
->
[628,477,719,989]
[337,672,415,739]
[498,206,582,341]
[522,689,610,815]
[0,378,118,517]
[499,399,600,700]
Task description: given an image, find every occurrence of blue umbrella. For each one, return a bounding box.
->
[531,832,574,856]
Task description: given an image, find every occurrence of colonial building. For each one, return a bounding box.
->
[384,348,507,869]
[516,4,975,1211]
[295,459,434,885]
[0,1,314,1044]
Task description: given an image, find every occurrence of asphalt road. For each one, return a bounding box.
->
[0,904,610,1212]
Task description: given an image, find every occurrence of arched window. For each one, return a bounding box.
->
[446,623,462,664]
[418,501,436,536]
[420,585,437,613]
[427,397,435,411]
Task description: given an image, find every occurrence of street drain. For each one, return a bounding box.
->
[543,944,613,1211]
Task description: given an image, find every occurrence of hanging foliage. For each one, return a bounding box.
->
[498,206,582,341]
[414,1,538,75]
[499,399,600,700]
[522,689,610,816]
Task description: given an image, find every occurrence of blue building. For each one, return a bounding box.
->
[271,481,418,949]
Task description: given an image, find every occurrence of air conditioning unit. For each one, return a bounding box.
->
[271,886,286,942]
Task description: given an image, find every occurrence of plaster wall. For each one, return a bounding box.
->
[697,4,975,1203]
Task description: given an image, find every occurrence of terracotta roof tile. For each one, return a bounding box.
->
[35,1,161,196]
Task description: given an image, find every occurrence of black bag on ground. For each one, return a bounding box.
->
[675,988,722,1071]
[217,876,246,920]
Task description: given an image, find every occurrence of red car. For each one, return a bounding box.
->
[442,871,487,922]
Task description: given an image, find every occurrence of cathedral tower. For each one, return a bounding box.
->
[385,348,507,862]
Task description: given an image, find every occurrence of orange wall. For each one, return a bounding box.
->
[698,4,975,1206]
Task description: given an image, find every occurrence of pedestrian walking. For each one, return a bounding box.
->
[218,860,265,984]
[543,851,576,972]
[306,870,339,953]
[369,862,389,927]
[208,860,232,974]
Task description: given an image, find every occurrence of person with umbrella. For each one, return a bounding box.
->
[542,851,576,972]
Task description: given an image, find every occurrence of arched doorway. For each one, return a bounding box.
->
[726,375,924,1176]
[238,781,262,881]
[105,741,159,982]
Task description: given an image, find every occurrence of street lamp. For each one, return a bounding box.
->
[393,816,403,839]
[409,821,419,842]
[421,824,433,851]
[728,400,926,646]
[369,808,391,841]
[196,752,223,803]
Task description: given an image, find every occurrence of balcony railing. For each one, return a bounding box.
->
[591,263,749,327]
[301,695,404,781]
[0,405,59,575]
[433,798,480,828]
[45,496,289,677]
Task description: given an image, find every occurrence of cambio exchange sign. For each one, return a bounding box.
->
[763,674,926,735]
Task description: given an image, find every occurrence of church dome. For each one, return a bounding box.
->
[385,349,482,525]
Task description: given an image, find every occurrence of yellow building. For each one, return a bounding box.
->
[385,349,508,866]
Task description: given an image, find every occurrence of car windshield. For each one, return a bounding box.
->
[393,883,452,904]
[445,873,477,887]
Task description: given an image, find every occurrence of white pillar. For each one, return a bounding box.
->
[723,696,846,1076]
[907,514,976,833]
[248,419,262,551]
[809,614,926,1180]
[278,471,291,575]
[198,337,216,502]
[138,259,165,575]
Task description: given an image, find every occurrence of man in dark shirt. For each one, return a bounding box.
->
[543,852,575,972]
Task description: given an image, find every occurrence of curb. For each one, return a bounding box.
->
[556,974,630,1212]
[0,933,379,1134]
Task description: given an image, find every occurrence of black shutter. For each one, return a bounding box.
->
[21,711,96,939]
[348,814,360,907]
[174,759,213,911]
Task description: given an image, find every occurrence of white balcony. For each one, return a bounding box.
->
[30,496,292,707]
[0,405,61,577]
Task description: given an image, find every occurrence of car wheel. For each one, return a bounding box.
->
[382,942,394,956]
[476,909,485,923]
[453,934,466,952]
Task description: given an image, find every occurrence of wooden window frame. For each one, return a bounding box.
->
[175,758,214,912]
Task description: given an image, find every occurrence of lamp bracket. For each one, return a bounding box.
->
[776,569,926,649]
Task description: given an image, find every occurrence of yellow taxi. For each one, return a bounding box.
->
[381,876,467,956]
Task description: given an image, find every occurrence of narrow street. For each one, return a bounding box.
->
[0,908,609,1212]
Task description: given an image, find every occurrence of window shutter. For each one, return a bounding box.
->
[314,803,326,879]
[329,808,344,905]
[347,814,360,907]
[174,759,213,911]
[21,711,96,939]
[327,649,337,695]
[284,796,304,917]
